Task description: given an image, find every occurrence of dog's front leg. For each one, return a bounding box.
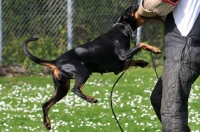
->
[117,43,161,61]
[139,43,161,54]
[114,59,148,75]
[117,45,141,61]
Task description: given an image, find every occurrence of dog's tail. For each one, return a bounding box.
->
[23,38,57,70]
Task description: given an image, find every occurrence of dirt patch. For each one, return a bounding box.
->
[0,64,30,77]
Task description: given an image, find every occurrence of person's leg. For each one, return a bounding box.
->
[150,77,162,122]
[161,35,200,132]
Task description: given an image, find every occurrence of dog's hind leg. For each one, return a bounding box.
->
[71,65,98,104]
[42,76,70,130]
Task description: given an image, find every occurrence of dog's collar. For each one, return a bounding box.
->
[113,22,136,45]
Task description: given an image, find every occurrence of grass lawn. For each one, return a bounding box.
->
[0,67,200,132]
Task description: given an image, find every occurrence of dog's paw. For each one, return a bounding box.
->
[44,122,51,130]
[150,47,162,54]
[139,43,161,54]
[87,97,98,104]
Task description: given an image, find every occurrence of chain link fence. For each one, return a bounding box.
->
[0,0,164,75]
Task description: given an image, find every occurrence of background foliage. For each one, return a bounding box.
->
[1,0,164,74]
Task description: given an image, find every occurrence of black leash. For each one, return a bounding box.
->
[110,37,159,132]
[110,22,159,131]
[110,51,159,132]
[110,24,135,131]
[110,72,125,132]
[110,17,161,130]
[150,52,159,79]
[148,40,159,79]
[110,56,133,132]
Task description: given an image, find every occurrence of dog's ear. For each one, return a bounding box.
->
[118,16,123,23]
[118,6,138,23]
[118,14,128,23]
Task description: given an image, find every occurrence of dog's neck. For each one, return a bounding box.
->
[113,21,135,44]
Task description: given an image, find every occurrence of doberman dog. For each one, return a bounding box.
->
[23,6,161,130]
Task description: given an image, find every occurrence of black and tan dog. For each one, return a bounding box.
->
[23,6,161,130]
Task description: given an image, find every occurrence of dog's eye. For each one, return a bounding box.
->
[124,15,128,18]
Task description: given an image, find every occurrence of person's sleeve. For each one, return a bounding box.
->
[137,0,179,17]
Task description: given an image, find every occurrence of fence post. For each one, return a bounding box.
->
[136,0,141,45]
[0,0,2,65]
[67,0,73,50]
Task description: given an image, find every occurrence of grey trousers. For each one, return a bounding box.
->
[150,24,200,131]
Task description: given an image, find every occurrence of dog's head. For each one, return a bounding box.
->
[118,6,164,30]
[118,6,139,30]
